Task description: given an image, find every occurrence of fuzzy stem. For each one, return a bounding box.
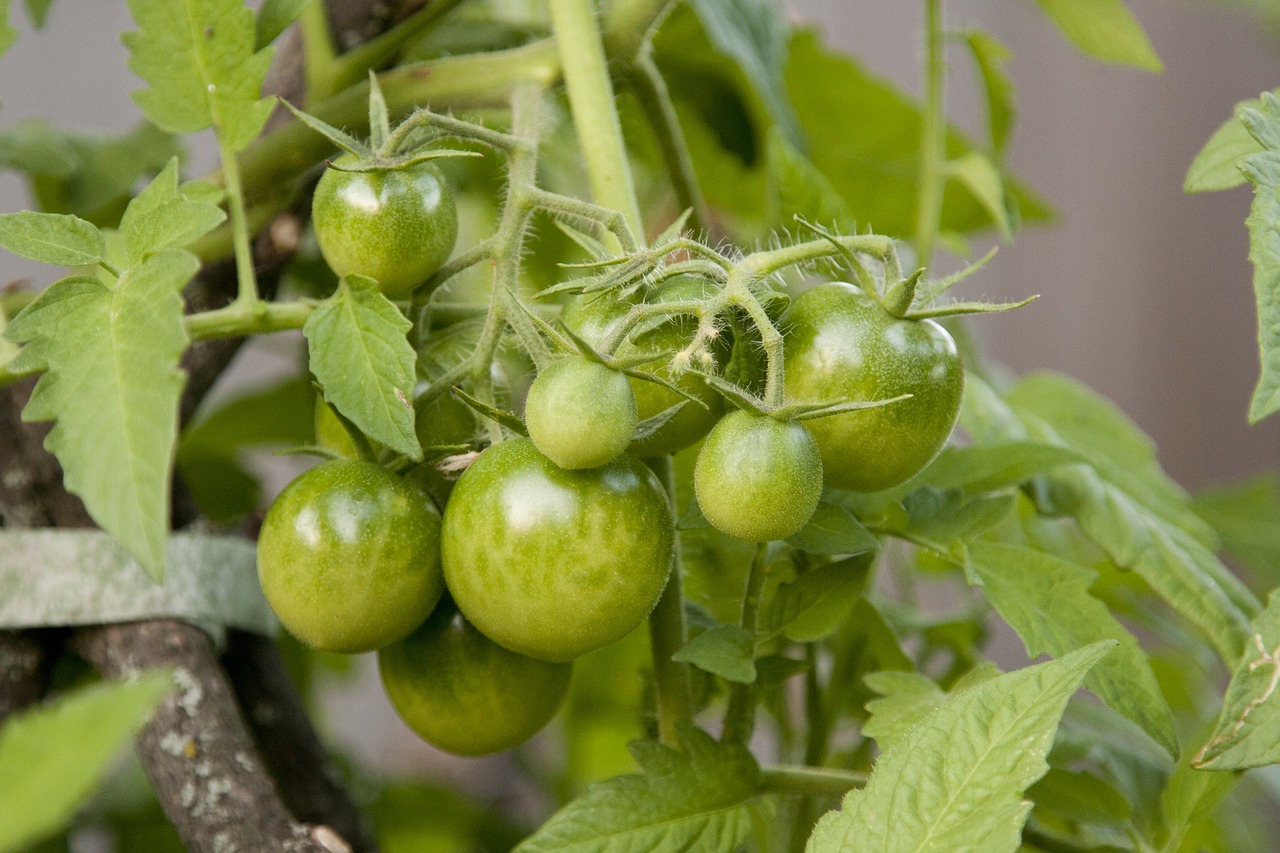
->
[218,140,260,307]
[184,300,316,341]
[721,542,769,745]
[629,53,708,234]
[914,0,946,267]
[760,765,868,798]
[647,455,692,747]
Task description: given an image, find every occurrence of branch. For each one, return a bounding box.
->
[70,621,355,853]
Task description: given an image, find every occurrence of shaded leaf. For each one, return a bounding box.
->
[945,151,1012,239]
[919,441,1084,494]
[765,128,851,231]
[672,624,756,683]
[1193,474,1280,582]
[959,29,1015,155]
[786,502,877,556]
[762,554,871,643]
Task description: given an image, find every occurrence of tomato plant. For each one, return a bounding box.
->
[524,355,637,469]
[257,460,444,654]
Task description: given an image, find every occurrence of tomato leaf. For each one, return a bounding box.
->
[761,553,872,643]
[764,128,852,231]
[862,664,1001,752]
[944,151,1013,240]
[0,672,173,853]
[808,643,1113,853]
[0,0,17,58]
[786,503,877,557]
[672,624,756,683]
[255,0,311,50]
[124,0,276,151]
[1193,591,1280,769]
[1184,93,1276,194]
[967,541,1179,758]
[1032,0,1162,72]
[305,275,421,461]
[1193,475,1280,583]
[515,727,772,853]
[120,158,226,264]
[958,29,1016,156]
[5,249,197,581]
[0,211,104,265]
[916,441,1085,494]
[1236,96,1280,423]
[22,0,52,28]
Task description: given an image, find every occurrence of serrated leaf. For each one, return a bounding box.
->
[919,441,1084,494]
[0,211,104,265]
[0,672,173,853]
[125,0,276,151]
[946,151,1013,239]
[1193,590,1280,769]
[786,502,878,557]
[967,541,1178,758]
[1193,475,1280,582]
[1033,0,1162,72]
[120,158,226,263]
[1184,95,1274,194]
[6,249,197,580]
[304,276,421,461]
[255,0,310,50]
[516,727,771,853]
[960,29,1015,155]
[808,643,1113,853]
[672,624,756,683]
[1239,149,1280,423]
[862,664,1001,752]
[762,554,871,643]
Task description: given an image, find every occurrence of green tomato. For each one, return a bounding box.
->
[561,284,723,457]
[311,155,457,300]
[693,410,822,542]
[782,282,964,492]
[524,356,636,469]
[378,600,572,756]
[257,460,443,653]
[441,438,674,662]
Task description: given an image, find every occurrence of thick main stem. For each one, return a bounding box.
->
[548,0,644,239]
[647,456,692,747]
[721,542,768,745]
[914,0,945,267]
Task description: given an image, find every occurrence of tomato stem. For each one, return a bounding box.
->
[628,53,709,235]
[722,541,769,745]
[914,0,946,267]
[219,139,260,308]
[646,455,693,747]
[759,765,868,798]
[184,300,315,341]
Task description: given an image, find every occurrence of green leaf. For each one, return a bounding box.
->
[762,555,871,643]
[786,502,878,557]
[124,0,276,151]
[672,624,756,683]
[808,643,1113,853]
[862,664,1001,753]
[1184,95,1274,194]
[1033,0,1163,72]
[1193,590,1280,769]
[0,211,104,265]
[515,727,772,853]
[900,488,1016,551]
[120,158,226,263]
[6,250,197,580]
[304,276,421,461]
[0,0,17,57]
[945,151,1012,240]
[918,441,1084,494]
[687,0,802,145]
[255,0,310,50]
[1239,151,1280,422]
[967,541,1179,758]
[0,672,172,853]
[22,0,52,27]
[765,128,852,231]
[1193,475,1280,582]
[959,29,1016,155]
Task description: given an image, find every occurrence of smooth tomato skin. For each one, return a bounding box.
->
[561,287,723,457]
[378,602,572,756]
[524,356,637,469]
[257,460,444,653]
[312,156,457,300]
[441,438,674,662]
[694,410,823,542]
[783,282,964,492]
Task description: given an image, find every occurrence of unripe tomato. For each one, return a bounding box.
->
[441,438,674,662]
[311,155,457,300]
[524,356,637,469]
[257,460,443,653]
[378,601,572,756]
[783,282,963,492]
[694,410,822,542]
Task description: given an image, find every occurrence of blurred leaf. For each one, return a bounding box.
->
[370,780,528,853]
[1033,0,1163,72]
[673,624,756,683]
[810,644,1112,852]
[22,0,52,27]
[0,212,104,266]
[945,151,1012,240]
[305,275,421,461]
[6,250,197,581]
[764,125,851,231]
[967,541,1178,757]
[255,0,311,50]
[1237,94,1280,423]
[918,441,1084,494]
[516,727,772,853]
[0,0,15,57]
[959,29,1016,155]
[0,673,172,853]
[1193,474,1280,583]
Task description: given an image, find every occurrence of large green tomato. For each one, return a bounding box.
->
[311,155,457,300]
[378,601,572,756]
[561,282,723,457]
[441,438,674,662]
[694,410,823,542]
[257,460,443,653]
[524,355,637,469]
[783,282,964,492]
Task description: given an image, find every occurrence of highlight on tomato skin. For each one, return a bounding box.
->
[439,437,675,663]
[256,459,444,655]
[378,599,573,757]
[782,282,964,492]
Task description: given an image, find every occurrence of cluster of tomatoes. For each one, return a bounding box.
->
[256,158,966,757]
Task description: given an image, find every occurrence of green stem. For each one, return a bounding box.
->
[647,455,693,747]
[743,235,895,279]
[602,0,676,63]
[728,279,785,408]
[914,0,945,267]
[759,765,867,798]
[184,300,315,341]
[218,139,260,307]
[548,0,644,239]
[299,0,338,104]
[629,53,708,234]
[722,542,769,745]
[323,0,468,99]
